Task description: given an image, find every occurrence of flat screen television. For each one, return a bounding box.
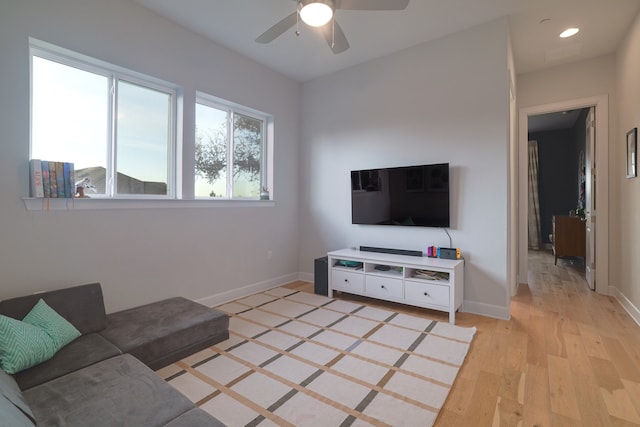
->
[351,163,450,227]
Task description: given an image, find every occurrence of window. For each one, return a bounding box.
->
[195,94,268,199]
[28,39,273,208]
[30,41,177,198]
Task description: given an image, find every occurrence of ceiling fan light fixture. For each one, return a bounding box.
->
[300,1,334,27]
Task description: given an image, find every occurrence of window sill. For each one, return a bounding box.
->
[23,197,275,211]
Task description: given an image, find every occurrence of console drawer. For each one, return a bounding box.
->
[405,281,449,307]
[365,276,404,299]
[332,270,364,292]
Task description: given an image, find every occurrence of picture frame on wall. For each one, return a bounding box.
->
[627,128,637,178]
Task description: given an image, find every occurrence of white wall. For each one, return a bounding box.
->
[615,12,640,321]
[518,55,617,110]
[298,18,512,319]
[0,0,301,312]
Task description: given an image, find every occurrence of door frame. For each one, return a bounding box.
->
[518,95,609,295]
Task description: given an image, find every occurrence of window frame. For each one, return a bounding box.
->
[25,38,275,210]
[29,38,180,200]
[195,92,271,200]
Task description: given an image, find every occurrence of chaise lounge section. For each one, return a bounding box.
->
[0,282,229,426]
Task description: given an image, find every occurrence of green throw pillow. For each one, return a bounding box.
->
[0,299,81,375]
[0,315,57,375]
[23,299,80,350]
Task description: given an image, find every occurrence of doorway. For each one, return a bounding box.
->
[527,107,590,284]
[518,95,609,295]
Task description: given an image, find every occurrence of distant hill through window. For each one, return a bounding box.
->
[75,166,167,195]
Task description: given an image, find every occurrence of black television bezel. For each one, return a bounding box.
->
[350,163,450,228]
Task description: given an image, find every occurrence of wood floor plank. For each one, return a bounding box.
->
[498,370,525,406]
[483,331,510,376]
[578,323,611,359]
[544,311,568,357]
[571,372,613,427]
[522,363,551,427]
[441,376,474,415]
[547,355,581,421]
[526,315,548,367]
[621,379,640,419]
[462,371,501,426]
[589,356,640,424]
[563,333,596,377]
[499,330,527,403]
[598,388,640,424]
[491,396,523,427]
[602,336,640,383]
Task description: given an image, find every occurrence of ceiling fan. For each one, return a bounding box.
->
[255,0,410,54]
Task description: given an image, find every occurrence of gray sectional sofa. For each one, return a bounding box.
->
[0,283,229,426]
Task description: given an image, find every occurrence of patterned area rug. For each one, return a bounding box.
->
[157,287,476,426]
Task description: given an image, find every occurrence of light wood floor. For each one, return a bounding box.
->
[287,250,640,426]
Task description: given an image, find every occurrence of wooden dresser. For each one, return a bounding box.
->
[552,215,586,265]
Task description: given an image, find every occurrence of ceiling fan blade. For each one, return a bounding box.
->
[337,0,409,11]
[255,12,298,44]
[320,19,349,54]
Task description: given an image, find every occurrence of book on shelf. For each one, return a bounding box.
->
[55,162,65,198]
[413,269,450,281]
[63,162,75,198]
[29,159,44,198]
[48,161,57,198]
[41,160,50,198]
[29,160,76,199]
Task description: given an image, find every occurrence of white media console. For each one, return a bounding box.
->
[327,248,464,324]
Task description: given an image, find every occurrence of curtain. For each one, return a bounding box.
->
[528,140,541,250]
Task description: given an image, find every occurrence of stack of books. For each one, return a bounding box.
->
[413,270,449,281]
[29,159,75,198]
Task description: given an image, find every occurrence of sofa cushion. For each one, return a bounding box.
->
[23,299,81,349]
[15,333,122,391]
[100,297,229,370]
[0,283,107,335]
[0,367,35,425]
[23,354,196,427]
[0,313,57,374]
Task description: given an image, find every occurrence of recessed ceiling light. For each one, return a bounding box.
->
[560,28,580,38]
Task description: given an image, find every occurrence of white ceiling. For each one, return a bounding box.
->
[133,0,640,82]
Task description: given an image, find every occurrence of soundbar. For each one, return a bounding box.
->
[359,246,422,257]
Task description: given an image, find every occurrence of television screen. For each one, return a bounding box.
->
[351,163,450,227]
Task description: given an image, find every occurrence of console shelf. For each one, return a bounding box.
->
[328,248,464,324]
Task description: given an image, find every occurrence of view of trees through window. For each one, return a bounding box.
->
[195,102,264,198]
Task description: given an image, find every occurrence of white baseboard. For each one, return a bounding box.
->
[298,272,314,283]
[196,272,513,322]
[611,286,640,328]
[462,300,510,320]
[196,273,300,307]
